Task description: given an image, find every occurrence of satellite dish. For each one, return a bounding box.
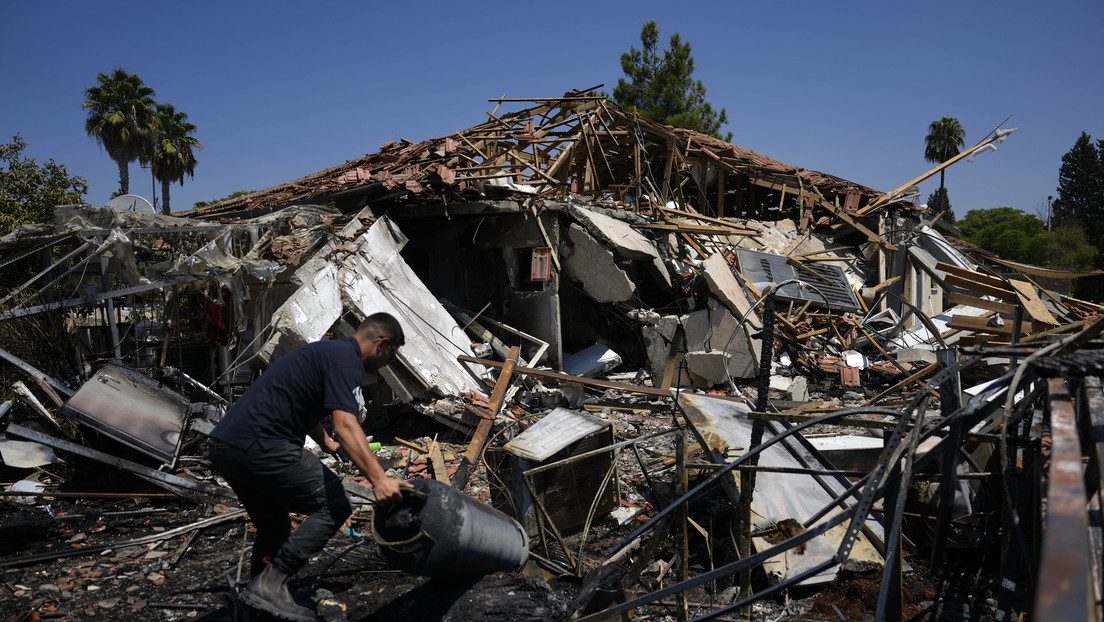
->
[105,194,156,214]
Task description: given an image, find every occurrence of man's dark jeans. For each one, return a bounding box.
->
[209,440,352,577]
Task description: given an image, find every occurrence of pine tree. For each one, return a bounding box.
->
[926,187,953,223]
[1052,132,1103,240]
[612,22,731,142]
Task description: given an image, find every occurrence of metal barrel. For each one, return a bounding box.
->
[371,479,529,577]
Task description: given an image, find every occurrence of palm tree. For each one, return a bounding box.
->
[82,67,157,196]
[149,103,201,214]
[924,116,966,192]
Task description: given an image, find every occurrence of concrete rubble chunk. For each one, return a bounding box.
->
[701,253,762,330]
[788,375,809,401]
[562,223,635,303]
[570,205,673,289]
[684,350,733,385]
[569,205,660,262]
[644,299,758,386]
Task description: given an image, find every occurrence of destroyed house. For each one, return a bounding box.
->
[173,91,932,389]
[1,91,1102,622]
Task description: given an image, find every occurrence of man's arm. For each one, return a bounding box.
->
[331,409,411,504]
[308,423,342,455]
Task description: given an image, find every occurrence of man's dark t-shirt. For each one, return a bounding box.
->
[212,337,365,450]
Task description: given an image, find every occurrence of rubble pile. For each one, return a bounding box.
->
[2,92,1103,621]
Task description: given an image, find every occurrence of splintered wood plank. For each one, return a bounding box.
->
[660,352,684,391]
[504,147,559,185]
[634,223,756,237]
[858,130,1016,216]
[662,137,676,202]
[942,274,1021,303]
[453,346,522,489]
[582,114,615,181]
[656,206,759,233]
[946,291,1017,315]
[816,197,897,251]
[935,262,1016,292]
[428,438,450,484]
[679,232,710,260]
[947,315,1015,336]
[1009,279,1060,326]
[545,140,578,183]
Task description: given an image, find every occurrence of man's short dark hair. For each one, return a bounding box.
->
[358,312,405,348]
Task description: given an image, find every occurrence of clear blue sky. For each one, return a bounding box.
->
[3,1,1102,222]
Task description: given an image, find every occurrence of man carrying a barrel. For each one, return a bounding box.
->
[209,312,412,622]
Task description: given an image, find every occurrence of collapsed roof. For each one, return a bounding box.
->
[179,90,904,229]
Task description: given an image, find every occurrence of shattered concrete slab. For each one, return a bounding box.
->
[562,223,635,303]
[701,253,762,332]
[681,299,759,380]
[568,204,672,288]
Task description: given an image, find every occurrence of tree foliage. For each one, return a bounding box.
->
[612,22,731,142]
[924,116,965,191]
[926,187,953,223]
[1051,131,1103,241]
[957,206,1096,272]
[82,67,157,196]
[0,135,88,235]
[1072,236,1104,302]
[148,103,201,214]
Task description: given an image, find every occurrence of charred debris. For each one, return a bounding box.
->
[1,92,1103,622]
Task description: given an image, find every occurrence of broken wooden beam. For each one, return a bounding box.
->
[452,346,521,489]
[458,354,674,399]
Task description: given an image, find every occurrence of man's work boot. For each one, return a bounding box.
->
[239,564,314,621]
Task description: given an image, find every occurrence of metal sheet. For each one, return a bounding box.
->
[736,248,861,312]
[341,216,488,397]
[504,407,607,461]
[61,364,188,463]
[0,437,59,468]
